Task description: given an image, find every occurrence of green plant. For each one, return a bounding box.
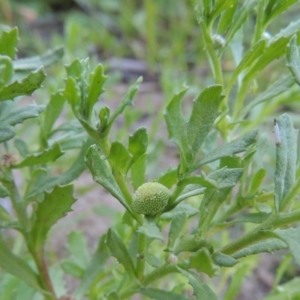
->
[1,1,300,299]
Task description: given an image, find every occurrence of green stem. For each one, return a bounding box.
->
[31,249,56,300]
[252,0,266,45]
[232,78,249,121]
[136,231,147,281]
[200,21,223,85]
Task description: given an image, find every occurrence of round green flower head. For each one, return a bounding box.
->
[132,182,170,215]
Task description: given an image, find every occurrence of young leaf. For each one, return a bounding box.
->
[86,64,107,119]
[85,144,132,212]
[0,235,42,292]
[157,168,177,188]
[131,153,147,190]
[0,27,18,58]
[217,0,238,34]
[42,92,65,136]
[178,268,219,300]
[128,127,148,159]
[174,235,211,254]
[208,167,243,189]
[13,47,64,71]
[165,86,190,173]
[74,235,110,300]
[106,228,137,279]
[107,77,142,130]
[140,288,191,300]
[108,141,132,175]
[0,68,46,101]
[29,185,76,250]
[274,114,298,212]
[275,227,300,266]
[187,85,223,162]
[190,129,258,172]
[13,143,64,168]
[144,253,164,268]
[137,216,163,240]
[286,34,300,85]
[210,0,236,24]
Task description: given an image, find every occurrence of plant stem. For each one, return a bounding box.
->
[30,248,56,300]
[200,21,223,85]
[232,78,248,121]
[136,231,147,280]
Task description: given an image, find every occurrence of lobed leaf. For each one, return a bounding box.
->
[128,127,148,159]
[0,27,18,58]
[13,143,64,168]
[106,228,137,280]
[0,68,46,101]
[0,55,13,88]
[29,185,76,250]
[286,34,300,86]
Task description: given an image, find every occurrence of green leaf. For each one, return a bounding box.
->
[190,129,258,172]
[265,0,299,25]
[217,0,238,34]
[210,0,236,23]
[208,167,243,189]
[225,0,257,45]
[86,64,107,119]
[242,74,295,115]
[61,260,84,278]
[189,248,217,277]
[0,55,13,88]
[107,291,120,300]
[174,235,212,254]
[13,47,64,71]
[0,27,18,58]
[0,234,42,292]
[248,168,266,194]
[165,86,190,173]
[74,235,110,300]
[0,68,46,101]
[29,185,76,250]
[244,20,300,82]
[108,141,132,175]
[42,92,65,135]
[223,212,270,225]
[166,212,188,252]
[286,34,300,85]
[85,144,132,213]
[128,127,148,159]
[137,216,163,240]
[274,114,298,212]
[178,268,219,300]
[0,126,14,143]
[212,252,238,267]
[65,58,86,79]
[157,168,178,188]
[0,185,9,198]
[0,103,45,126]
[13,143,64,168]
[107,77,142,130]
[64,76,81,110]
[140,288,191,300]
[229,39,267,87]
[232,238,287,259]
[131,153,147,190]
[264,277,300,300]
[187,85,223,162]
[275,227,300,266]
[106,228,137,279]
[161,204,198,220]
[144,253,164,268]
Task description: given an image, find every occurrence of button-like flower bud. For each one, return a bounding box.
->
[132,182,170,215]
